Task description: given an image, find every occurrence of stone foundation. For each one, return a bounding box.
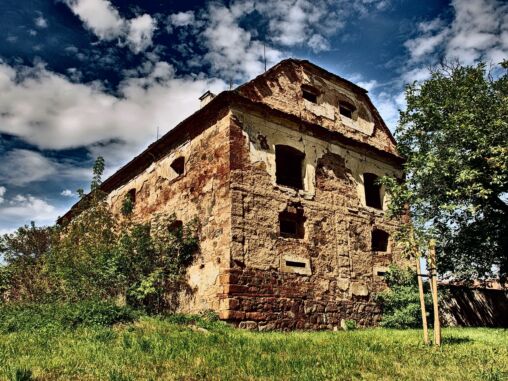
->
[219,268,382,330]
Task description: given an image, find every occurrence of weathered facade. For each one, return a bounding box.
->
[62,59,405,330]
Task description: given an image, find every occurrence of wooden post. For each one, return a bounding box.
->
[416,256,429,345]
[410,226,429,345]
[428,239,441,346]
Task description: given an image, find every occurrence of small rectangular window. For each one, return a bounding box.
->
[372,229,389,252]
[275,145,304,189]
[364,173,382,209]
[279,204,305,239]
[285,260,306,268]
[339,104,353,119]
[302,90,317,103]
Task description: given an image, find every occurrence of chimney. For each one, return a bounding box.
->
[199,91,216,108]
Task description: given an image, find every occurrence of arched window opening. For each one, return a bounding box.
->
[275,145,305,189]
[371,229,389,252]
[171,157,185,176]
[364,172,382,209]
[127,188,136,205]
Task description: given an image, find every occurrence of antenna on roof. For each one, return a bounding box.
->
[156,125,159,140]
[263,42,267,72]
[229,78,233,90]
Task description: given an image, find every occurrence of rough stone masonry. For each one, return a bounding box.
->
[60,59,405,330]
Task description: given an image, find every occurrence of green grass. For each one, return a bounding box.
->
[0,317,507,381]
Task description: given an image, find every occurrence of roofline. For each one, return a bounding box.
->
[235,58,398,146]
[59,90,404,225]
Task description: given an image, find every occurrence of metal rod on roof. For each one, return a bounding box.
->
[263,42,267,72]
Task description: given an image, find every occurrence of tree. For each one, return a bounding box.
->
[384,61,508,280]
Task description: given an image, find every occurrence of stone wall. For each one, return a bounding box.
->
[106,113,233,313]
[221,106,404,329]
[237,60,398,157]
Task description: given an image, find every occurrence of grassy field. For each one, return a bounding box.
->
[1,317,507,381]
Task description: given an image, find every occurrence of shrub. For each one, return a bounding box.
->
[375,266,433,329]
[0,300,138,333]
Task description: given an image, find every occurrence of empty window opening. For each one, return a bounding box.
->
[339,102,356,119]
[285,260,306,268]
[168,219,183,236]
[376,271,387,277]
[171,157,185,176]
[275,145,305,189]
[372,229,389,252]
[302,89,317,103]
[279,204,305,239]
[364,173,382,209]
[127,188,136,205]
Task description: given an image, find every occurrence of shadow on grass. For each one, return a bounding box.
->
[442,336,472,345]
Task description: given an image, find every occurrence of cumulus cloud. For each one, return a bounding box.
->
[0,193,61,228]
[201,3,283,81]
[34,15,48,28]
[64,0,125,40]
[61,189,74,197]
[169,11,195,27]
[0,150,57,186]
[0,61,226,154]
[0,149,90,186]
[63,0,156,54]
[0,186,5,204]
[404,0,508,65]
[126,14,157,54]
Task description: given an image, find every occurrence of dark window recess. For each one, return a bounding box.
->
[286,260,306,268]
[376,271,386,276]
[364,173,382,209]
[372,229,389,252]
[302,89,317,103]
[168,219,183,236]
[127,188,136,205]
[279,204,305,239]
[339,102,355,119]
[171,157,185,176]
[275,145,304,189]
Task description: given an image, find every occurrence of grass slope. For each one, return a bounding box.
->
[1,317,507,381]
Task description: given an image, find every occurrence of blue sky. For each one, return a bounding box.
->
[0,0,507,233]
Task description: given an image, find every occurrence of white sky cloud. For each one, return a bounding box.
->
[0,193,62,228]
[0,186,5,204]
[0,61,226,154]
[63,0,156,54]
[34,15,48,28]
[61,189,74,197]
[404,0,508,66]
[0,149,57,186]
[64,0,125,40]
[169,11,195,27]
[126,14,157,54]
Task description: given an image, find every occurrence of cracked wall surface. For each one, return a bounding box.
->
[220,105,404,330]
[107,113,233,313]
[90,59,405,330]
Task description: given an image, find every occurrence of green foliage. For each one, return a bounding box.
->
[343,319,357,331]
[376,266,433,329]
[0,300,138,333]
[0,222,54,302]
[120,193,134,216]
[383,61,508,279]
[0,157,200,313]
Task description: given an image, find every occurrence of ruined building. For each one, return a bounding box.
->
[61,59,405,330]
